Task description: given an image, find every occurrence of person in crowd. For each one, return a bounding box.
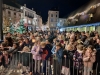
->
[18,38,25,51]
[40,42,49,75]
[4,37,13,47]
[55,43,63,75]
[51,39,58,54]
[0,42,10,68]
[62,44,74,75]
[7,42,19,54]
[83,45,96,75]
[1,30,100,75]
[45,39,52,59]
[19,46,31,74]
[30,38,41,75]
[95,37,100,75]
[81,31,87,42]
[24,37,32,49]
[30,34,36,46]
[6,32,12,38]
[73,44,84,75]
[58,35,64,44]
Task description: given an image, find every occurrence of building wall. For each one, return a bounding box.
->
[48,10,59,29]
[21,6,36,26]
[3,4,21,29]
[21,5,43,31]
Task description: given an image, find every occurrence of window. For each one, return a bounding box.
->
[51,14,53,17]
[25,11,27,16]
[55,19,57,22]
[51,18,53,22]
[8,11,11,17]
[14,12,16,15]
[8,11,11,14]
[31,14,34,18]
[56,15,57,17]
[28,12,30,16]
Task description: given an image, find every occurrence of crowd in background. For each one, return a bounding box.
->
[0,30,100,75]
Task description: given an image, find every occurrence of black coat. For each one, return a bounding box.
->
[19,52,32,66]
[62,50,75,68]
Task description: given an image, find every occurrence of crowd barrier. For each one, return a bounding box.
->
[0,51,100,75]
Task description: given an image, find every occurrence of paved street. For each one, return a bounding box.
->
[0,66,28,75]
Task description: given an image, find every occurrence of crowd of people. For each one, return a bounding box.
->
[0,30,100,75]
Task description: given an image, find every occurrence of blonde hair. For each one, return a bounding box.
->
[77,44,84,51]
[40,42,46,47]
[22,46,30,52]
[65,43,74,50]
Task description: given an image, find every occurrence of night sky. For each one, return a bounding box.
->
[17,0,91,22]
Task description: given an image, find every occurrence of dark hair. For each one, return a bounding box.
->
[2,42,7,47]
[56,43,62,48]
[13,42,19,47]
[87,45,94,50]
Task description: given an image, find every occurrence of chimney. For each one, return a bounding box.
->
[24,4,26,7]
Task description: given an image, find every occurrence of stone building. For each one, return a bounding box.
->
[47,10,59,30]
[3,0,21,32]
[20,4,43,31]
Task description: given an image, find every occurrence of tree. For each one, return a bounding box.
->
[9,23,15,34]
[16,18,26,34]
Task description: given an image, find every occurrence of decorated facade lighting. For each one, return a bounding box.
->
[97,3,100,7]
[93,5,97,8]
[89,14,93,18]
[75,19,78,21]
[82,12,85,15]
[69,17,73,19]
[84,10,87,13]
[77,13,80,16]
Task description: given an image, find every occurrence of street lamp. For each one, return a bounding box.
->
[0,0,3,40]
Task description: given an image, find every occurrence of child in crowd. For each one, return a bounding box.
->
[73,44,84,75]
[40,42,49,75]
[55,43,63,75]
[31,38,41,74]
[83,45,96,75]
[62,44,74,75]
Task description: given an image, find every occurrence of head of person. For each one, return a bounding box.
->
[56,43,62,50]
[65,44,73,51]
[24,38,29,43]
[40,42,46,49]
[86,45,94,54]
[18,38,24,43]
[22,46,30,52]
[97,37,100,44]
[77,44,84,54]
[13,42,19,49]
